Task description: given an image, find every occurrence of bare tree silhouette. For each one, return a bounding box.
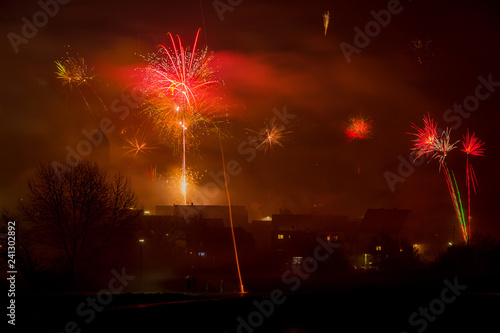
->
[20,161,141,288]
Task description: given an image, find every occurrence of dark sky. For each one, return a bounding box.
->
[1,0,500,241]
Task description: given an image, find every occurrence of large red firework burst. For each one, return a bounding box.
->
[409,113,438,159]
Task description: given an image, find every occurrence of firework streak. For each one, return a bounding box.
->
[409,115,484,244]
[460,130,485,240]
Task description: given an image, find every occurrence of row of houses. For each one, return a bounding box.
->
[139,205,427,271]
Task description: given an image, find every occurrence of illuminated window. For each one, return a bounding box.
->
[327,234,339,242]
[198,252,206,257]
[292,257,303,265]
[278,234,284,239]
[375,246,382,252]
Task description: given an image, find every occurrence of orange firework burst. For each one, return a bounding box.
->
[246,120,290,154]
[123,135,155,157]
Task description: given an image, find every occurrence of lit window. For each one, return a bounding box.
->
[375,246,382,252]
[198,252,206,257]
[278,234,284,239]
[327,234,339,242]
[292,257,303,265]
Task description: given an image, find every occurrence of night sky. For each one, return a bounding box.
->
[2,0,500,242]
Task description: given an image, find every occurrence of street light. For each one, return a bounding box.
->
[139,239,144,290]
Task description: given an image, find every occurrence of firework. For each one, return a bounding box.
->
[430,128,459,167]
[147,163,157,182]
[140,28,223,204]
[55,54,107,112]
[409,115,469,243]
[323,11,330,36]
[461,130,485,240]
[344,116,373,142]
[164,167,201,203]
[141,28,219,115]
[122,127,158,157]
[408,37,435,65]
[247,120,290,154]
[409,113,438,160]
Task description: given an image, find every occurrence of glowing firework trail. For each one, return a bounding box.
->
[430,129,467,241]
[442,161,468,242]
[147,163,157,182]
[219,134,245,294]
[141,28,222,204]
[55,55,107,112]
[461,130,485,240]
[323,11,330,36]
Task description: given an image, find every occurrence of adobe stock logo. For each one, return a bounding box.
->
[7,0,71,54]
[212,0,243,22]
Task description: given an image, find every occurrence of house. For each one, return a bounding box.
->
[155,204,249,228]
[354,208,414,269]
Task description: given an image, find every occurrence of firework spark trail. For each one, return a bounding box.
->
[219,133,245,294]
[461,130,485,241]
[323,11,330,36]
[442,162,468,242]
[55,55,108,112]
